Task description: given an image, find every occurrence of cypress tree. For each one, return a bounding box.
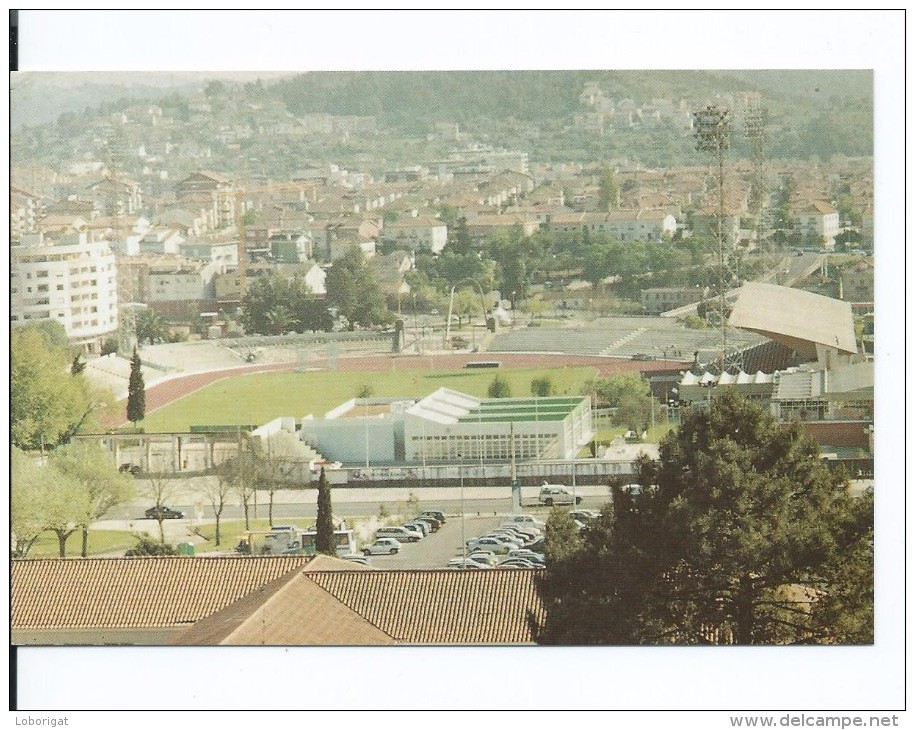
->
[315,467,335,555]
[126,348,146,426]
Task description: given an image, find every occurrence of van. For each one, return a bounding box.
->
[538,484,582,506]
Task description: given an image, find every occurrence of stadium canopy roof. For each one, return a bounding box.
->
[728,283,857,357]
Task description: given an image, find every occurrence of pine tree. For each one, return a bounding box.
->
[126,348,146,426]
[315,467,335,555]
[534,390,872,645]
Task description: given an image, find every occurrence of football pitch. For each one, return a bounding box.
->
[137,365,600,433]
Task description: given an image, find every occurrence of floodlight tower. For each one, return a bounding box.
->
[694,105,732,371]
[745,101,769,250]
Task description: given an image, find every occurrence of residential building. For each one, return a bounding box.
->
[794,200,841,249]
[547,209,677,243]
[379,214,448,253]
[11,231,119,352]
[175,170,236,229]
[83,174,143,216]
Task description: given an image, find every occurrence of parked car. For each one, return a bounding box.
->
[375,526,421,543]
[495,525,540,541]
[467,537,517,555]
[500,514,545,529]
[486,530,529,547]
[403,521,429,537]
[413,516,442,532]
[342,554,371,565]
[538,484,582,506]
[145,506,184,520]
[420,510,446,524]
[498,558,544,569]
[447,557,492,570]
[569,510,600,523]
[507,549,546,564]
[466,550,499,566]
[363,538,401,555]
[119,463,142,475]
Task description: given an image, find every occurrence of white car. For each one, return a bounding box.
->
[363,538,401,555]
[375,526,421,543]
[467,537,517,555]
[447,557,492,570]
[500,514,545,529]
[538,484,582,506]
[466,551,499,566]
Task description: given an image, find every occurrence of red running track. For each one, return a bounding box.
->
[101,352,686,429]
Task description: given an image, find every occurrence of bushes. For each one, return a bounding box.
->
[125,535,177,556]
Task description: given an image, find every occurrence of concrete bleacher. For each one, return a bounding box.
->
[84,353,161,400]
[488,317,766,362]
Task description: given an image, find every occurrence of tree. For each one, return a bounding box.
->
[260,430,305,527]
[530,375,555,397]
[135,308,168,346]
[49,441,135,557]
[11,448,51,558]
[12,327,96,450]
[544,507,583,564]
[127,348,146,427]
[488,375,512,398]
[141,473,180,543]
[451,288,484,327]
[533,391,872,645]
[581,373,654,431]
[241,272,332,335]
[315,467,335,555]
[42,465,86,558]
[597,167,619,211]
[447,216,473,255]
[220,437,264,531]
[325,246,391,330]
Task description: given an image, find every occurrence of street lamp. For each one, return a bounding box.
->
[457,450,466,562]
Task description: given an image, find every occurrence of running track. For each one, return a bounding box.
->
[101,352,686,429]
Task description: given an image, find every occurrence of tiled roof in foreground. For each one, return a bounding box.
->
[309,569,545,645]
[175,567,545,646]
[12,556,311,629]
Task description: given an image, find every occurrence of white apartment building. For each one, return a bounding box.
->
[795,200,840,249]
[379,214,448,254]
[11,232,119,352]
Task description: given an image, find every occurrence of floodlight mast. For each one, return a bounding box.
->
[694,105,731,372]
[745,101,769,251]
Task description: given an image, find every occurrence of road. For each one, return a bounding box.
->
[94,484,610,562]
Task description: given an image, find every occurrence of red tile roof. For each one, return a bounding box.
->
[174,567,545,645]
[12,556,311,630]
[305,569,545,645]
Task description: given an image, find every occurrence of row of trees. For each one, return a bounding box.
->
[535,391,873,645]
[12,443,135,558]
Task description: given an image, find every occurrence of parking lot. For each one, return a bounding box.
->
[361,514,502,570]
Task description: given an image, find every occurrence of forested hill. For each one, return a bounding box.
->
[274,70,755,126]
[273,69,868,122]
[271,69,872,159]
